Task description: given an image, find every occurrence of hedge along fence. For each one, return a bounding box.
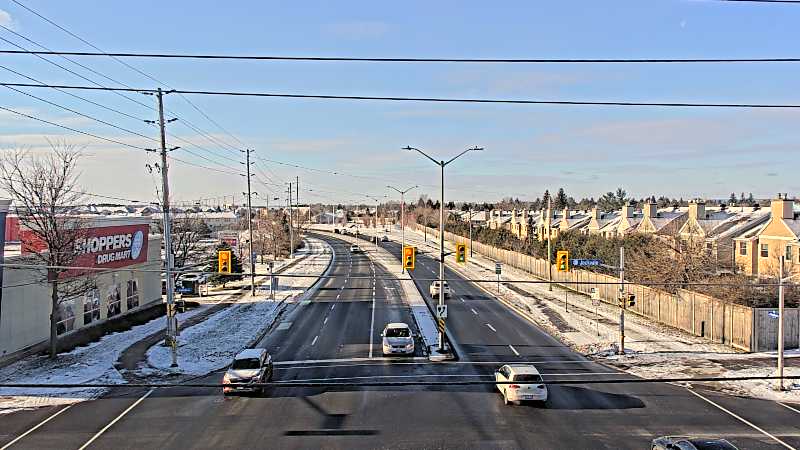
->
[410,223,770,352]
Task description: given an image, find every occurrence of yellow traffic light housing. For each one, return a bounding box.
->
[218,250,232,274]
[556,250,570,272]
[403,246,416,271]
[455,243,467,264]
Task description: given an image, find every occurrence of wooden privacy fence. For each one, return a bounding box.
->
[410,223,794,352]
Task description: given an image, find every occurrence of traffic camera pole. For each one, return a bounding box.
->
[547,197,553,292]
[244,149,255,296]
[387,185,417,274]
[778,255,786,391]
[156,88,178,368]
[288,183,294,259]
[618,246,625,356]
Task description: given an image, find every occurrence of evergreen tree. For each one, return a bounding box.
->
[747,193,755,205]
[542,189,551,209]
[554,188,568,210]
[729,192,737,205]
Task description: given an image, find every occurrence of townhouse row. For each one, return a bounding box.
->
[476,194,800,278]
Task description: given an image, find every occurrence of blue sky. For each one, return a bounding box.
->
[1,0,799,205]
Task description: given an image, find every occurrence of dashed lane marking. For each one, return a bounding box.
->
[470,308,478,315]
[311,335,319,346]
[323,317,329,325]
[486,323,497,332]
[508,345,520,356]
[276,322,292,331]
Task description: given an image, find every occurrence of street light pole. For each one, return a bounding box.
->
[387,185,417,273]
[403,146,483,352]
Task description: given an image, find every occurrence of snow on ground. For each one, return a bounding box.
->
[0,304,211,415]
[144,238,332,376]
[392,227,800,403]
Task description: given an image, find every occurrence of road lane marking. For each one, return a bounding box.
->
[508,345,520,356]
[470,308,478,315]
[1,404,74,450]
[486,323,497,332]
[779,402,800,415]
[323,317,328,325]
[78,388,154,450]
[369,281,376,359]
[336,293,340,300]
[687,389,795,449]
[331,304,336,310]
[311,335,319,346]
[276,322,292,331]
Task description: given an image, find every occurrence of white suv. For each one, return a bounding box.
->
[223,348,273,396]
[495,364,547,405]
[381,323,415,355]
[429,280,450,298]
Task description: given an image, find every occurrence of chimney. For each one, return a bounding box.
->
[689,199,706,220]
[512,208,518,222]
[643,201,657,218]
[621,202,634,218]
[771,194,793,220]
[591,207,600,220]
[562,207,569,220]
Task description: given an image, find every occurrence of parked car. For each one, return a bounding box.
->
[380,235,389,242]
[651,437,738,450]
[350,244,361,253]
[223,348,273,396]
[333,228,341,234]
[429,280,450,298]
[495,364,547,405]
[381,323,415,355]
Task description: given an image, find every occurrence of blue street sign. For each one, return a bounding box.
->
[571,259,601,267]
[768,311,779,319]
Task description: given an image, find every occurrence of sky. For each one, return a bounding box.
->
[0,0,799,207]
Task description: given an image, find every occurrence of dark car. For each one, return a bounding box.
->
[652,436,738,450]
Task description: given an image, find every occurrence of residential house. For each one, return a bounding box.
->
[586,207,621,238]
[558,208,591,234]
[637,201,688,236]
[747,195,800,278]
[614,202,644,236]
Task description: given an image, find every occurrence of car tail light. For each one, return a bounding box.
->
[536,385,545,389]
[508,384,520,389]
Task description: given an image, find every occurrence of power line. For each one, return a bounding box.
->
[0,104,149,151]
[2,49,800,63]
[167,155,243,176]
[3,82,799,109]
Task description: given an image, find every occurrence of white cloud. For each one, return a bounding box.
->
[0,9,16,29]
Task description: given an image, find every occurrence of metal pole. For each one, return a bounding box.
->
[245,149,255,297]
[401,192,405,274]
[288,183,294,259]
[778,255,785,391]
[619,246,625,356]
[547,197,553,292]
[469,208,473,259]
[0,199,10,328]
[156,88,177,368]
[438,161,445,352]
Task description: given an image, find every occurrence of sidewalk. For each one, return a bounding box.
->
[371,226,800,403]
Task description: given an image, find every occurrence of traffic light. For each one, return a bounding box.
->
[556,250,570,272]
[455,243,467,264]
[403,246,416,271]
[618,293,636,308]
[218,250,232,274]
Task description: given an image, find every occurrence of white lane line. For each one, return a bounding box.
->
[486,323,497,333]
[336,293,340,300]
[323,317,329,325]
[369,282,376,359]
[460,298,465,303]
[470,308,478,315]
[311,335,319,346]
[331,304,336,310]
[78,388,154,450]
[508,345,520,356]
[779,402,800,415]
[687,389,795,450]
[1,404,74,450]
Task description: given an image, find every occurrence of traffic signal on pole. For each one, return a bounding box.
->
[618,294,636,308]
[218,250,232,274]
[403,246,416,271]
[455,243,467,264]
[556,250,570,272]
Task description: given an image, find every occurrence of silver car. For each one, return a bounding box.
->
[381,323,415,355]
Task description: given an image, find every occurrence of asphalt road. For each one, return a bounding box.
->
[3,232,800,449]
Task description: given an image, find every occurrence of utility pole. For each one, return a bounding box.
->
[404,146,483,353]
[153,88,179,368]
[243,149,256,296]
[547,197,553,292]
[388,185,417,274]
[288,183,294,259]
[469,208,474,259]
[296,176,300,229]
[618,246,625,356]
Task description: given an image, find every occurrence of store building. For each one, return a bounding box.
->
[0,217,161,361]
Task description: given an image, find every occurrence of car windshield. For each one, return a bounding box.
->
[385,328,410,338]
[231,358,261,370]
[688,440,737,450]
[512,374,543,383]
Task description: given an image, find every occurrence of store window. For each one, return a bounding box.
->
[56,296,76,335]
[83,288,101,325]
[126,279,140,310]
[760,244,769,258]
[107,282,122,318]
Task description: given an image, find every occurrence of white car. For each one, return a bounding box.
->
[381,323,415,355]
[223,348,273,395]
[429,280,450,298]
[350,244,361,253]
[495,364,548,405]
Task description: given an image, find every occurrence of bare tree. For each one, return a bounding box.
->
[156,213,210,268]
[0,144,93,358]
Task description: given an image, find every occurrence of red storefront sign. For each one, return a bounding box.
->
[21,223,150,271]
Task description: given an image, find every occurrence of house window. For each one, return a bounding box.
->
[787,246,793,262]
[760,244,769,258]
[83,288,101,325]
[739,242,747,256]
[107,283,122,318]
[126,279,140,310]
